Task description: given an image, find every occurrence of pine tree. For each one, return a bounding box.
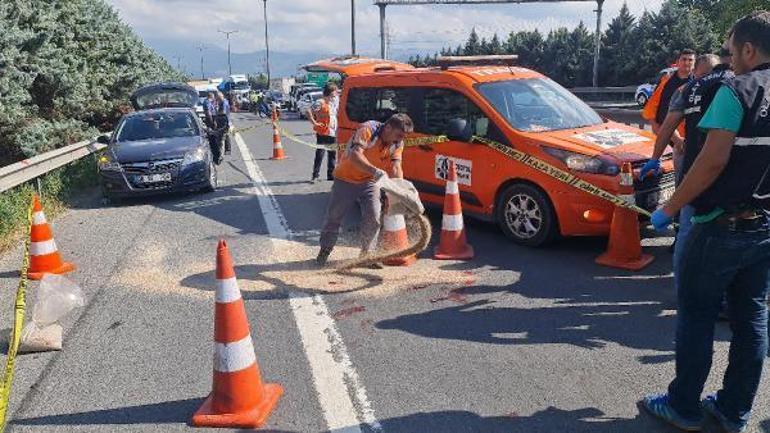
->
[464,28,481,55]
[601,3,636,86]
[570,22,595,86]
[488,33,503,55]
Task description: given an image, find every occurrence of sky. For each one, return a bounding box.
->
[107,0,666,58]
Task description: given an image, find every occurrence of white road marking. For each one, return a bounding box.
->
[234,132,381,433]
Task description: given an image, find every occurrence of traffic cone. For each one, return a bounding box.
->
[270,107,286,160]
[434,161,474,260]
[381,214,417,266]
[595,162,654,270]
[192,240,283,429]
[27,195,75,280]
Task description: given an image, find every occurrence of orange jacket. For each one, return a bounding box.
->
[642,72,686,137]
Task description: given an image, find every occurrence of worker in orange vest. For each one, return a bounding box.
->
[306,82,339,183]
[642,49,696,178]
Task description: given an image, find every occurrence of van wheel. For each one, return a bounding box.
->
[496,183,558,247]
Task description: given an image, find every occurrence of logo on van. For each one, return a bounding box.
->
[435,155,472,186]
[572,129,648,149]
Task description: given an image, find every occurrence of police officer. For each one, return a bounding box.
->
[640,53,733,293]
[642,11,770,433]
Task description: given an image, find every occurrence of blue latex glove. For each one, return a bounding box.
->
[639,159,661,180]
[651,208,673,232]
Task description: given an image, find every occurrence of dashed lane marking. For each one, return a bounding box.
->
[234,132,381,432]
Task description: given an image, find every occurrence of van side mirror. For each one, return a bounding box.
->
[446,118,472,142]
[96,134,111,145]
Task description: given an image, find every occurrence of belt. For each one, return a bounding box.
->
[714,210,769,231]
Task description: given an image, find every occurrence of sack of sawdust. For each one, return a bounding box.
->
[379,178,424,215]
[18,323,63,353]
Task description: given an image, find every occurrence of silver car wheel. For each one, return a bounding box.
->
[504,193,543,240]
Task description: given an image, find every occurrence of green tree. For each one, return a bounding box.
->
[464,28,481,55]
[601,3,637,86]
[488,33,503,55]
[505,30,545,69]
[570,22,595,86]
[0,0,182,165]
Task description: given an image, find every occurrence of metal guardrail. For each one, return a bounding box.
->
[0,138,106,193]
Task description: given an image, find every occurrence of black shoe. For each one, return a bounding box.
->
[316,248,332,266]
[310,176,320,184]
[327,175,334,181]
[365,262,384,270]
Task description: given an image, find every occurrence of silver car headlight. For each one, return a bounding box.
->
[542,147,620,176]
[97,154,122,171]
[183,147,206,166]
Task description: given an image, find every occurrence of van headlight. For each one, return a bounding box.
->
[183,147,206,166]
[542,147,620,176]
[97,155,122,171]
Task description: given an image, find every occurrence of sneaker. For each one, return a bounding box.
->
[702,395,747,433]
[316,248,332,266]
[327,175,334,181]
[366,262,384,270]
[641,394,702,431]
[310,176,320,184]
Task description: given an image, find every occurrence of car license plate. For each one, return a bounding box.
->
[137,173,171,184]
[646,185,675,208]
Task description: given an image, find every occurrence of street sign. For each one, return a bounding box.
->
[306,72,329,87]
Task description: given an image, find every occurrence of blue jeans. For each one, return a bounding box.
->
[673,205,695,284]
[668,220,770,426]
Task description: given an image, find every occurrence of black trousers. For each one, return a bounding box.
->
[312,135,337,179]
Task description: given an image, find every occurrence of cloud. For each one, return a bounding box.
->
[107,0,665,57]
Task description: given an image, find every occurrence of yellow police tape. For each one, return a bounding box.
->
[0,198,33,432]
[271,120,652,217]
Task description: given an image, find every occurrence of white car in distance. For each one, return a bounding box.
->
[297,91,323,119]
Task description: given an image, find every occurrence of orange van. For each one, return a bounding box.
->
[336,56,675,246]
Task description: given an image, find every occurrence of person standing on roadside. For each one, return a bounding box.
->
[642,11,770,433]
[204,91,217,128]
[640,53,730,288]
[215,91,232,155]
[316,113,414,268]
[643,49,697,175]
[306,82,339,183]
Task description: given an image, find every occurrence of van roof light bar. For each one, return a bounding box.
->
[436,55,518,70]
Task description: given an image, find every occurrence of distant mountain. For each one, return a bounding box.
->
[142,38,335,79]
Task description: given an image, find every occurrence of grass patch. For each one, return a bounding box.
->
[0,156,100,253]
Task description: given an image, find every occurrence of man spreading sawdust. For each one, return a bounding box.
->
[316,113,414,268]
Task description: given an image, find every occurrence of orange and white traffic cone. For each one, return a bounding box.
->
[27,195,75,280]
[192,240,283,429]
[595,162,654,270]
[270,108,286,160]
[434,161,474,260]
[381,214,416,266]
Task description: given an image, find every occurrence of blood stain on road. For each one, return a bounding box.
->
[332,305,366,320]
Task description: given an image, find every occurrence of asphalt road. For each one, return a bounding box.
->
[0,111,768,433]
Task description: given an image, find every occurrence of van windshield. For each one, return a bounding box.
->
[477,78,602,132]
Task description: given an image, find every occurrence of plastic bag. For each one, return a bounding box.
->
[19,274,85,353]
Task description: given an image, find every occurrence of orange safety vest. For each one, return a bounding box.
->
[642,72,686,137]
[313,99,331,137]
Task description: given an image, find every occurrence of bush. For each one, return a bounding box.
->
[0,156,99,252]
